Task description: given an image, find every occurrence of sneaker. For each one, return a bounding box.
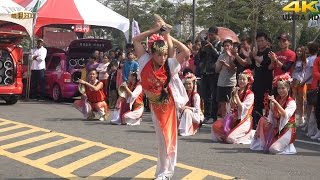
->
[38,99,45,102]
[99,116,105,121]
[310,130,320,139]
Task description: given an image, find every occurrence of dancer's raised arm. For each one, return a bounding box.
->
[171,37,191,64]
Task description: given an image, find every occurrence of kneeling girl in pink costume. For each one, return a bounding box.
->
[250,73,297,154]
[211,69,254,144]
[110,71,144,125]
[178,74,204,136]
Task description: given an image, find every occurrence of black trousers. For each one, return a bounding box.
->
[252,82,272,130]
[200,73,218,120]
[30,69,45,99]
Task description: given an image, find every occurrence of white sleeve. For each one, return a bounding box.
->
[238,93,254,120]
[137,53,150,79]
[168,57,181,75]
[128,85,142,103]
[36,47,47,61]
[279,100,296,130]
[193,93,201,112]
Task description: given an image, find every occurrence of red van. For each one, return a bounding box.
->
[0,31,24,104]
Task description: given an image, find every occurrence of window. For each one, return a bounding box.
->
[47,56,61,71]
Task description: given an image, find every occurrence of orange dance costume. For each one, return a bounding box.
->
[138,53,188,178]
[74,80,108,119]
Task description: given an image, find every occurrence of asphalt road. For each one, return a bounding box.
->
[0,100,319,180]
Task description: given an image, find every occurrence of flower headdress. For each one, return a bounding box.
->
[182,73,198,93]
[239,69,254,84]
[148,34,168,53]
[272,73,292,87]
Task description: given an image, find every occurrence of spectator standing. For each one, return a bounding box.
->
[199,26,223,123]
[251,32,273,129]
[215,39,237,118]
[291,46,307,127]
[122,51,139,82]
[96,55,110,95]
[310,56,320,140]
[232,37,252,77]
[30,39,47,101]
[301,42,318,136]
[106,61,118,109]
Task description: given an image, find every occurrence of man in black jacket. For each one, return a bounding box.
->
[198,27,223,123]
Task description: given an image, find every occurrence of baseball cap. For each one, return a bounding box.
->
[208,26,218,34]
[277,33,290,41]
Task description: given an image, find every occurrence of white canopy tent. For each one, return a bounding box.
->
[0,0,33,36]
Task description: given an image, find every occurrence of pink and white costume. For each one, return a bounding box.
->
[178,92,204,136]
[250,97,297,154]
[211,89,254,144]
[110,83,144,125]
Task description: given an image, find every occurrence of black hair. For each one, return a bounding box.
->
[256,32,269,40]
[182,68,194,77]
[89,55,97,60]
[150,40,167,54]
[185,39,192,45]
[307,42,319,55]
[240,36,252,45]
[223,39,233,46]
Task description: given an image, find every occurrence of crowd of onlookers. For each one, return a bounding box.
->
[78,26,320,141]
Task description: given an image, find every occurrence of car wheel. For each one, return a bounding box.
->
[5,96,18,105]
[52,84,62,102]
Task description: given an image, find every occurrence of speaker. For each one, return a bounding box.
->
[69,59,77,66]
[4,77,13,85]
[4,60,13,69]
[5,69,13,77]
[0,75,3,84]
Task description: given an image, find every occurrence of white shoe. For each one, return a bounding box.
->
[318,138,320,141]
[110,119,121,125]
[310,130,320,139]
[99,116,105,121]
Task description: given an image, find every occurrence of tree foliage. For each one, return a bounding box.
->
[99,0,317,48]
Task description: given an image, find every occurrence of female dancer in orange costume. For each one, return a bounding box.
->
[133,20,190,179]
[211,69,254,144]
[250,73,297,154]
[74,69,108,121]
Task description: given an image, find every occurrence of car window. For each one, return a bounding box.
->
[47,56,61,71]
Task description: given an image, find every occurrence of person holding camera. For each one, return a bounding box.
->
[199,26,223,123]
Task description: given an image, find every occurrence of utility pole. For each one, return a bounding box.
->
[192,0,196,43]
[126,0,131,43]
[292,11,296,50]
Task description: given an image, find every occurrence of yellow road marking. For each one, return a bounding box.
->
[0,117,235,180]
[0,121,12,127]
[90,155,144,177]
[177,163,234,179]
[182,170,208,180]
[132,165,156,179]
[0,124,24,133]
[0,133,58,150]
[58,148,116,172]
[0,149,77,179]
[0,129,39,141]
[15,138,74,157]
[35,143,95,164]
